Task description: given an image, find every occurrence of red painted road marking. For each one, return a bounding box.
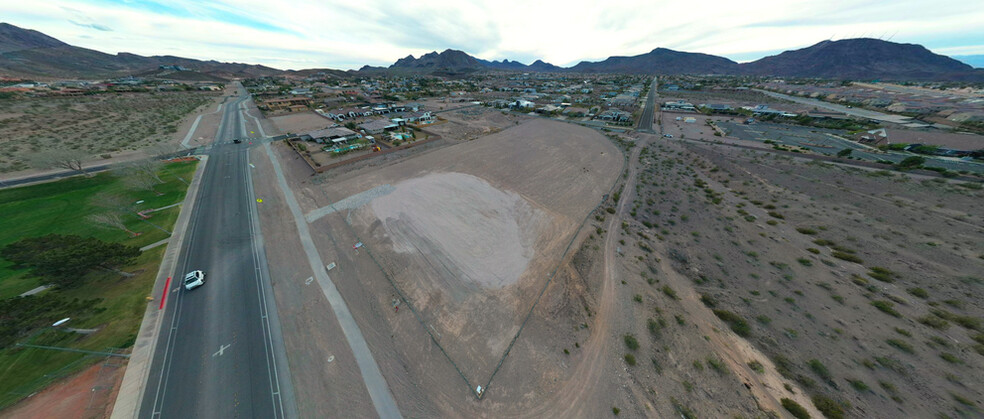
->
[159,277,171,309]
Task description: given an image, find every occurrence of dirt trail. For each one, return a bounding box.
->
[527,137,642,417]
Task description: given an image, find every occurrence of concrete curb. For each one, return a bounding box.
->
[110,155,209,419]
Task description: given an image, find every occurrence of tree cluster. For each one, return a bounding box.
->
[1,234,141,288]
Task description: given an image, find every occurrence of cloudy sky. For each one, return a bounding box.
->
[3,0,983,70]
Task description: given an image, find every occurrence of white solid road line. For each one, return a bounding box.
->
[254,110,403,418]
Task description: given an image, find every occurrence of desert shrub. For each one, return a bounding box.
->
[939,352,962,364]
[832,251,863,264]
[813,239,835,246]
[848,379,868,391]
[748,360,765,373]
[699,294,717,308]
[812,395,848,419]
[612,406,620,415]
[713,309,751,336]
[886,339,914,354]
[781,398,810,419]
[875,356,905,373]
[624,334,639,351]
[624,353,636,366]
[918,315,949,329]
[707,357,728,374]
[808,359,832,381]
[871,300,901,317]
[632,294,642,303]
[661,285,678,300]
[867,267,898,283]
[907,287,929,299]
[797,258,813,266]
[807,247,820,254]
[768,211,785,219]
[796,227,818,235]
[931,309,983,331]
[953,393,976,407]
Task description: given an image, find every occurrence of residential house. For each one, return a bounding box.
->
[359,119,398,135]
[596,109,631,122]
[305,127,360,144]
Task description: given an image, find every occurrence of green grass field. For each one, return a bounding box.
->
[0,161,196,298]
[0,160,198,409]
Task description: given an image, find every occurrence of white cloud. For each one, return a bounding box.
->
[2,0,983,70]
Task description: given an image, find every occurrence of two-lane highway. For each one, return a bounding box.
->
[140,86,296,418]
[637,76,659,133]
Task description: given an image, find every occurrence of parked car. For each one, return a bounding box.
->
[184,270,205,290]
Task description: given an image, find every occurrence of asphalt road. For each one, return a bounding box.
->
[719,121,984,174]
[637,76,659,132]
[139,87,296,418]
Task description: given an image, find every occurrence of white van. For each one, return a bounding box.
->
[184,270,205,290]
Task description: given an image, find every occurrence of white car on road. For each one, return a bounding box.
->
[184,270,205,290]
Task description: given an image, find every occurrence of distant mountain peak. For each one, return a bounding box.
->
[740,37,975,80]
[0,22,67,54]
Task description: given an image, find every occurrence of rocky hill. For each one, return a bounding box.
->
[0,23,281,80]
[569,47,739,74]
[740,38,979,80]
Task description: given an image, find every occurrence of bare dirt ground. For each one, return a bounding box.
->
[614,135,984,418]
[1,360,124,419]
[268,111,332,135]
[425,105,529,142]
[317,118,621,398]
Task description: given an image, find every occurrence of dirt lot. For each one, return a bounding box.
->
[318,118,620,391]
[884,128,984,151]
[424,105,529,142]
[268,111,332,135]
[1,359,124,419]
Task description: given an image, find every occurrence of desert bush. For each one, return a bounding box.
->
[939,352,962,364]
[848,379,868,391]
[707,357,728,374]
[812,395,848,419]
[797,258,813,266]
[748,360,765,373]
[952,393,976,407]
[871,300,901,317]
[832,251,863,264]
[867,267,897,283]
[624,353,636,366]
[796,227,818,235]
[808,359,832,381]
[781,398,811,419]
[907,287,929,299]
[624,334,639,350]
[661,285,678,300]
[713,309,751,336]
[886,339,914,354]
[918,315,949,329]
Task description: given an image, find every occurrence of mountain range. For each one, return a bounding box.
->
[1,22,980,81]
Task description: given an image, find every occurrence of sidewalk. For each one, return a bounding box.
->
[109,155,209,419]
